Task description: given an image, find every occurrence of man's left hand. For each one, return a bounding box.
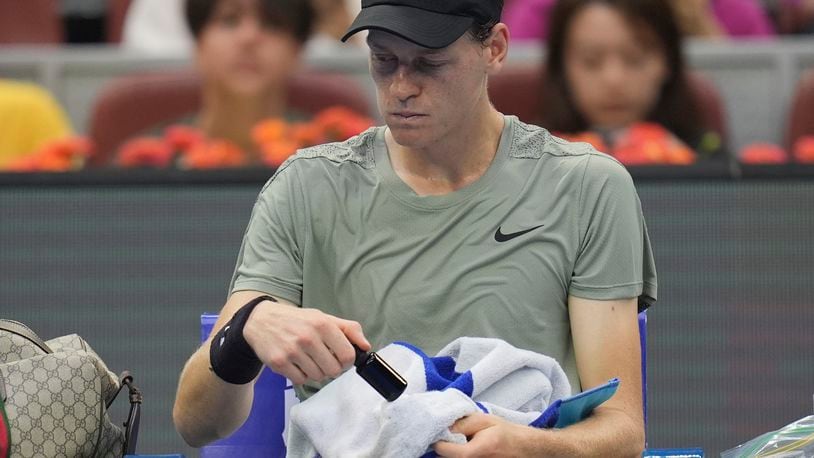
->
[433,413,535,458]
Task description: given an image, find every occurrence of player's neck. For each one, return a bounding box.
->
[386,107,504,196]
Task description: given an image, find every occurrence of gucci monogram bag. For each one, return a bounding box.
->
[0,319,141,457]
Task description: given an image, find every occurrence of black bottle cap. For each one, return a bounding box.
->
[353,345,408,402]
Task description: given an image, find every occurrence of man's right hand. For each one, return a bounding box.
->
[174,290,370,446]
[241,296,371,385]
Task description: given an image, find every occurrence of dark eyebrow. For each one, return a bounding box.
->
[420,49,446,56]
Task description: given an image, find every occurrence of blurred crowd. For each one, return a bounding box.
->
[505,0,814,41]
[0,0,813,171]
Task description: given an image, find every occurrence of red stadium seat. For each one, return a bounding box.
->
[487,65,543,127]
[787,68,814,149]
[686,71,728,143]
[87,69,374,166]
[488,65,728,143]
[0,0,62,44]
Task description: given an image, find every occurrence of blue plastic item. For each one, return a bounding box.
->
[554,378,620,428]
[200,314,291,457]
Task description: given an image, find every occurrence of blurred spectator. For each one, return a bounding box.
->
[122,0,195,55]
[541,0,724,162]
[708,0,777,37]
[668,0,726,37]
[61,0,107,43]
[765,0,814,34]
[122,0,361,56]
[503,0,557,41]
[185,0,313,154]
[107,0,133,43]
[305,0,357,57]
[115,0,315,167]
[669,0,775,38]
[0,80,72,169]
[505,0,775,41]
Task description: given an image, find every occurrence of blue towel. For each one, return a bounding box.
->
[286,337,618,458]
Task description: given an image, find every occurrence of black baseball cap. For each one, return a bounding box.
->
[341,0,502,49]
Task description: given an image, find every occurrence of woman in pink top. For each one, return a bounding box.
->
[505,0,775,40]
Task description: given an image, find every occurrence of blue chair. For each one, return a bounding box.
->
[640,311,648,430]
[199,315,291,457]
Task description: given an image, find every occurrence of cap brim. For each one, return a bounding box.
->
[341,4,474,49]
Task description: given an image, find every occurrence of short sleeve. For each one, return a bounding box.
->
[228,164,306,305]
[570,155,657,309]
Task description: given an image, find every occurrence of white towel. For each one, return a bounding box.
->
[286,337,572,458]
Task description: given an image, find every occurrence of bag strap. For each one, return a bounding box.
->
[0,319,51,354]
[108,371,142,455]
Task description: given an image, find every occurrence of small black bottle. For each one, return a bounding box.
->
[353,345,408,402]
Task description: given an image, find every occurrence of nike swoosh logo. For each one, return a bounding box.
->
[494,224,545,242]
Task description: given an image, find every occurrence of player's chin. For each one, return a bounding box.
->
[388,122,435,144]
[388,129,432,149]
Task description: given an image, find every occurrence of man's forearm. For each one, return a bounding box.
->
[523,406,645,457]
[173,345,256,447]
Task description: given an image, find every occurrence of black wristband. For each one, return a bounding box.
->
[209,295,277,384]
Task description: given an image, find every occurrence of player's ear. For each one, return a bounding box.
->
[485,23,509,76]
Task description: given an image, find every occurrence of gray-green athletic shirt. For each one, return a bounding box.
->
[229,115,657,396]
